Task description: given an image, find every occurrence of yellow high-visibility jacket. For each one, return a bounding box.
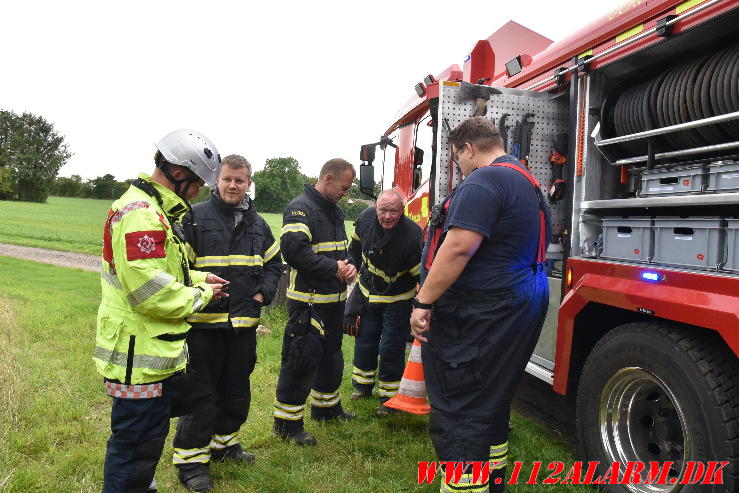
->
[93,173,213,384]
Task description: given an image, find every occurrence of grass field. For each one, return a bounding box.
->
[0,256,596,492]
[0,197,354,256]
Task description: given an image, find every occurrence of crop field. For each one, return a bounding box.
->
[0,256,595,492]
[0,197,354,256]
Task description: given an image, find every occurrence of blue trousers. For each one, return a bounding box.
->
[351,299,412,402]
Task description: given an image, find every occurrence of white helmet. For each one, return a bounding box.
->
[155,129,221,186]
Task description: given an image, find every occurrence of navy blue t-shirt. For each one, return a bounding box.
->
[444,155,552,290]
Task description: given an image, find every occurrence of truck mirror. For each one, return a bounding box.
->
[360,144,376,166]
[359,164,375,198]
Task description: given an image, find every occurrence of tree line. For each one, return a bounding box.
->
[1,110,378,220]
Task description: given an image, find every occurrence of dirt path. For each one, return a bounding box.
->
[0,243,98,272]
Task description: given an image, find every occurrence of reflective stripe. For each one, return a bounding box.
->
[187,312,229,324]
[191,287,204,312]
[264,240,280,262]
[105,381,162,399]
[352,366,376,385]
[489,442,508,456]
[362,253,409,284]
[110,201,151,224]
[210,433,238,450]
[489,442,508,470]
[311,240,347,253]
[310,317,324,336]
[194,254,263,268]
[184,242,196,264]
[281,223,312,241]
[273,400,305,421]
[101,268,122,289]
[93,346,186,371]
[286,263,347,303]
[352,366,376,378]
[357,280,415,303]
[173,447,210,464]
[352,231,360,241]
[409,262,421,277]
[378,380,400,397]
[397,377,425,399]
[127,272,175,307]
[440,472,489,492]
[310,389,340,408]
[232,316,259,328]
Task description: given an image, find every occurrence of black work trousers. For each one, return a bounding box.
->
[422,273,548,492]
[352,299,411,402]
[173,329,257,456]
[274,299,345,433]
[102,372,210,493]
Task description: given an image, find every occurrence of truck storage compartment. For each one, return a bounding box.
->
[725,219,739,273]
[601,217,652,263]
[708,162,739,193]
[652,217,725,270]
[639,165,707,197]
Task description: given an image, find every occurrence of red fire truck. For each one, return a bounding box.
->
[359,1,739,490]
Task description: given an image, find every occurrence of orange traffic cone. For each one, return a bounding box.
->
[384,339,430,415]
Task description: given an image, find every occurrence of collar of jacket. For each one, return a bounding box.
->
[304,183,342,217]
[138,172,189,220]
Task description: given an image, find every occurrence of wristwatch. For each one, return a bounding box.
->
[412,297,433,309]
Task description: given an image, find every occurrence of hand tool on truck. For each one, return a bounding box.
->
[548,133,568,203]
[518,113,536,168]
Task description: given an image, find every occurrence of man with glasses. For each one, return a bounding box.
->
[411,116,551,493]
[347,189,422,416]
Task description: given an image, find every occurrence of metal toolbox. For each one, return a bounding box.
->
[652,217,725,270]
[639,165,708,196]
[708,162,739,193]
[601,217,653,263]
[725,219,739,273]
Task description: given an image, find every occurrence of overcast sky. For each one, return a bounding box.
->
[1,0,609,183]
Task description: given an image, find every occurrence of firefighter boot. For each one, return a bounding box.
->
[274,418,318,446]
[177,463,213,492]
[211,443,255,463]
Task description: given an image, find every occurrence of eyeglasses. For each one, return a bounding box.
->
[452,147,463,168]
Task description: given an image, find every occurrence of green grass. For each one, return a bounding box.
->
[0,256,596,492]
[0,197,354,255]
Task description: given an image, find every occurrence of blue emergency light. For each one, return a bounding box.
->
[641,271,660,282]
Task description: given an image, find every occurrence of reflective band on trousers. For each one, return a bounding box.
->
[440,472,489,493]
[273,400,305,421]
[173,447,210,464]
[310,389,340,407]
[127,272,175,307]
[93,345,186,371]
[352,366,376,385]
[210,433,238,450]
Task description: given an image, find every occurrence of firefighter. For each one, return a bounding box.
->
[346,189,422,416]
[273,158,357,446]
[410,117,551,493]
[171,154,282,491]
[94,129,228,493]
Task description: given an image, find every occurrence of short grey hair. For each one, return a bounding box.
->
[377,189,404,205]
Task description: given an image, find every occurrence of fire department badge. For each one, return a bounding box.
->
[125,230,167,260]
[138,235,156,254]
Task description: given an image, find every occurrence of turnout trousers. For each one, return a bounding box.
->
[351,299,411,402]
[274,299,346,434]
[103,372,210,493]
[172,329,257,465]
[422,274,549,492]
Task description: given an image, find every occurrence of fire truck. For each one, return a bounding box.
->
[358,1,739,490]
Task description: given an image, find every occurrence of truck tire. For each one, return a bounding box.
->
[576,322,739,492]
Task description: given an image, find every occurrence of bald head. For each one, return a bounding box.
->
[376,189,404,231]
